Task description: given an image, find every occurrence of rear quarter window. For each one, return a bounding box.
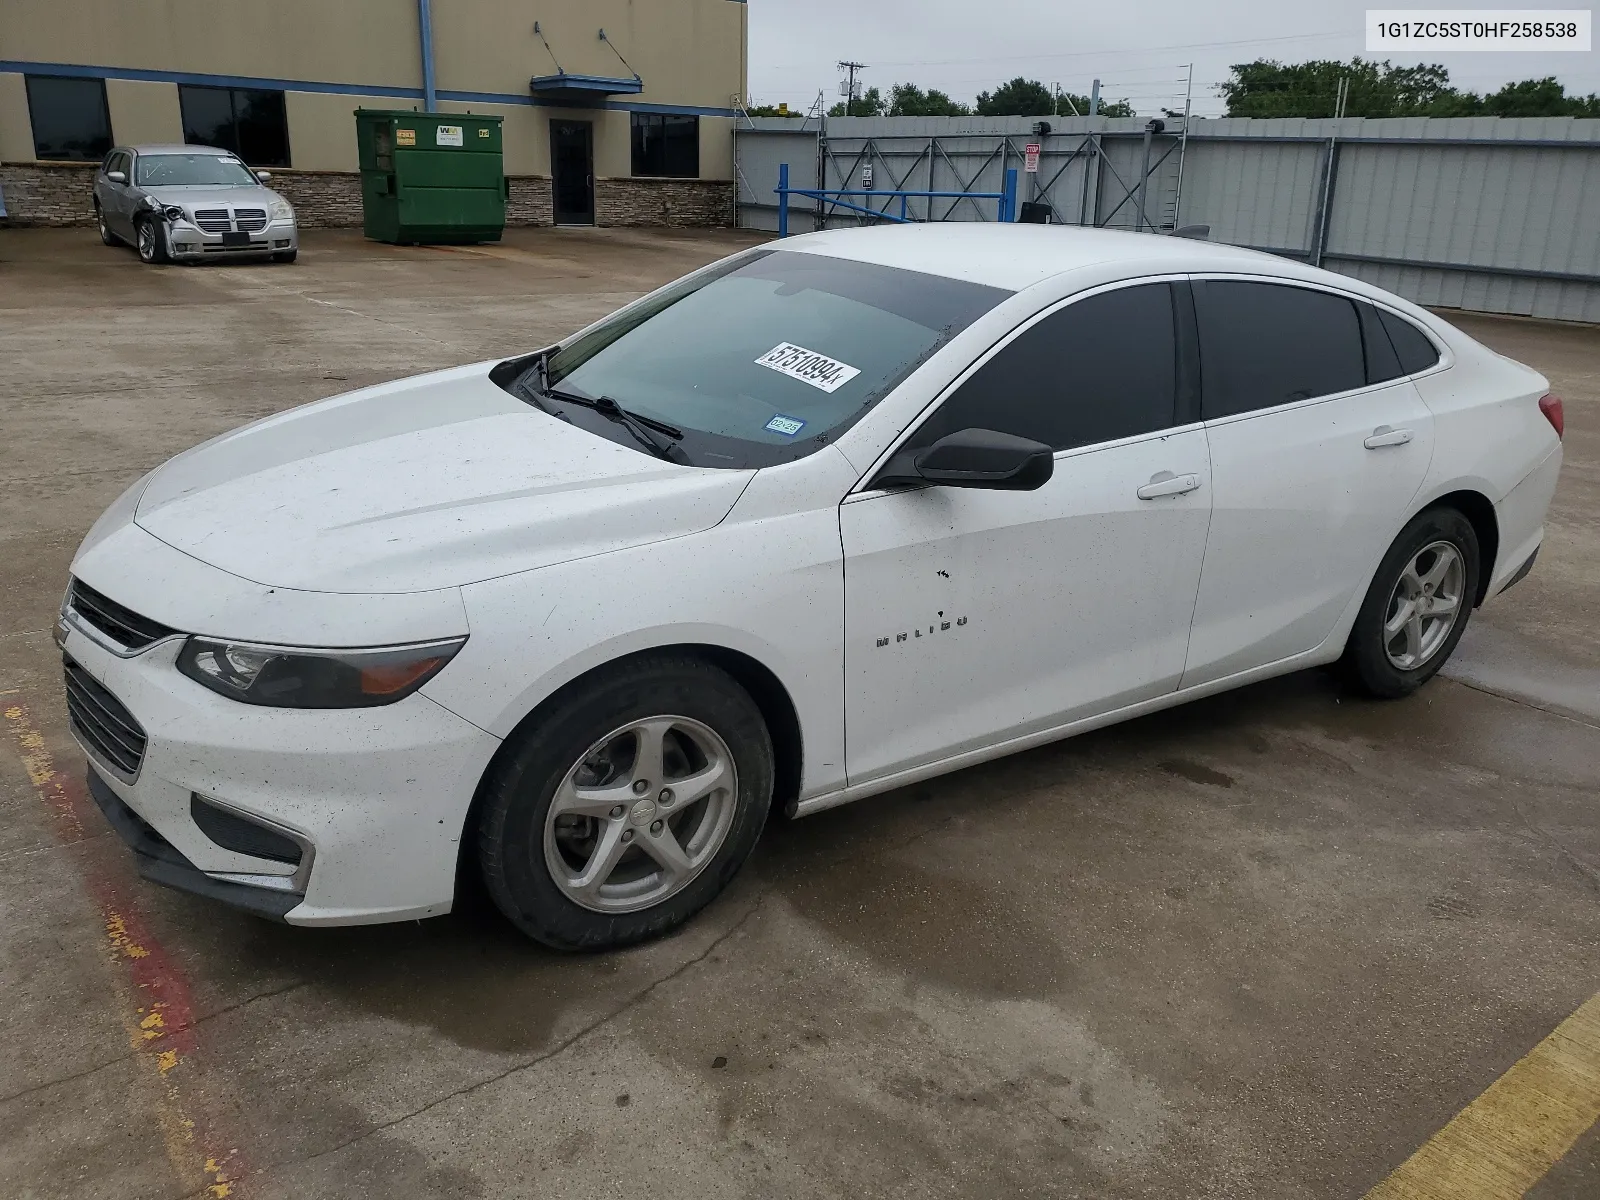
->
[1378,309,1442,376]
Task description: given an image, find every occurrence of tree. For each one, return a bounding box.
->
[1480,76,1600,117]
[1055,92,1136,118]
[888,82,971,117]
[975,77,1055,116]
[828,86,886,118]
[976,79,1134,118]
[744,103,801,118]
[1220,58,1600,118]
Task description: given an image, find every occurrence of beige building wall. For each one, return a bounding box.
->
[284,92,426,173]
[1,0,742,209]
[0,1,422,90]
[0,73,32,162]
[104,79,182,146]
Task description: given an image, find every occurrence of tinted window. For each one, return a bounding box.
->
[511,249,1009,468]
[632,113,698,177]
[26,76,112,161]
[1378,310,1441,376]
[911,284,1178,454]
[1197,281,1366,418]
[179,85,290,167]
[1358,302,1403,384]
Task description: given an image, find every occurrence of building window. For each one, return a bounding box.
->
[25,75,113,161]
[178,85,291,167]
[631,113,698,178]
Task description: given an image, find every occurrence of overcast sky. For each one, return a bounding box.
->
[748,0,1600,117]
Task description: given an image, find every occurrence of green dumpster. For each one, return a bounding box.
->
[355,109,507,244]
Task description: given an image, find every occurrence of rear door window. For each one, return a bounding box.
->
[1378,309,1442,376]
[909,282,1180,454]
[1196,281,1367,419]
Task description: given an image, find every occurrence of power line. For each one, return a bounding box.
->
[864,29,1355,69]
[837,60,868,115]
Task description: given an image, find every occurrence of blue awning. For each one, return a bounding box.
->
[529,73,643,100]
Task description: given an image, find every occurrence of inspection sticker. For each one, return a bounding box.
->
[396,128,416,146]
[754,342,861,393]
[436,125,464,147]
[765,414,807,436]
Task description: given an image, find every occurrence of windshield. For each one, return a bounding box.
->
[512,249,1010,468]
[135,153,259,187]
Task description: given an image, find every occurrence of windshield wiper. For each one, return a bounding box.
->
[545,386,684,461]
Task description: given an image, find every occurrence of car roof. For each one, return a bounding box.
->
[122,145,242,157]
[777,222,1305,292]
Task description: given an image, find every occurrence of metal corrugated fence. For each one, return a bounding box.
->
[736,114,1600,322]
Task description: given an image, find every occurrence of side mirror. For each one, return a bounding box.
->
[878,428,1054,491]
[254,170,272,181]
[106,170,127,184]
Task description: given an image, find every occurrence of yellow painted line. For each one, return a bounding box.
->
[1366,991,1600,1199]
[4,703,242,1198]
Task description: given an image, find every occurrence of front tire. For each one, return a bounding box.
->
[135,217,169,264]
[1343,507,1480,699]
[272,249,297,264]
[476,655,773,950]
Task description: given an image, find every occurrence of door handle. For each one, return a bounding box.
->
[1364,425,1414,449]
[1136,471,1202,500]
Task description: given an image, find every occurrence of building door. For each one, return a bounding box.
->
[551,120,594,226]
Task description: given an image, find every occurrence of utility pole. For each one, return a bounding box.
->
[837,60,867,116]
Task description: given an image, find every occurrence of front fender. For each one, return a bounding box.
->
[423,507,848,801]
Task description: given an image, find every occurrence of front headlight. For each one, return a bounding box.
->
[176,637,465,708]
[269,198,294,221]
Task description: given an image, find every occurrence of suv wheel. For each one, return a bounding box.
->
[476,655,773,950]
[1343,507,1480,698]
[96,204,118,247]
[135,217,169,264]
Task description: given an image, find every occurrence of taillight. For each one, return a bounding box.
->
[1539,394,1564,440]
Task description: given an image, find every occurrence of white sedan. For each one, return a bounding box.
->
[62,224,1564,949]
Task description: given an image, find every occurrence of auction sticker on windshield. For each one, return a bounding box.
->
[764,414,806,436]
[755,343,862,394]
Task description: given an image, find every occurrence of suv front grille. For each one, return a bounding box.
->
[68,579,176,652]
[193,209,231,232]
[64,658,147,780]
[234,208,267,232]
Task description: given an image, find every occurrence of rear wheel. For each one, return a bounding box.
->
[1343,507,1479,698]
[135,217,168,264]
[96,204,118,247]
[476,655,773,950]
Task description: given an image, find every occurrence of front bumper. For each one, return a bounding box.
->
[166,218,298,260]
[63,629,501,926]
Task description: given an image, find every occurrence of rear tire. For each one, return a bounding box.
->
[1342,507,1480,699]
[135,217,169,264]
[476,655,773,950]
[96,204,118,247]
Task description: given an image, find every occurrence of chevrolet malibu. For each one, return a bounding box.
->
[62,224,1563,949]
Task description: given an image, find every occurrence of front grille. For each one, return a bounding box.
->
[68,579,176,652]
[193,209,231,232]
[64,658,147,780]
[234,208,267,233]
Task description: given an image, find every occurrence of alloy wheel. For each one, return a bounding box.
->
[543,715,738,914]
[1383,540,1465,670]
[137,221,156,261]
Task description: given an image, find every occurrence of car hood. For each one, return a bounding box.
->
[133,363,754,594]
[142,184,281,210]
